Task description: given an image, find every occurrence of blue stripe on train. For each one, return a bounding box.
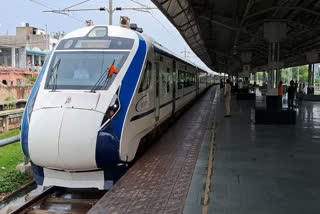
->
[96,34,146,168]
[21,52,52,158]
[31,162,44,185]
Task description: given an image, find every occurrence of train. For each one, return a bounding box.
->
[21,25,221,190]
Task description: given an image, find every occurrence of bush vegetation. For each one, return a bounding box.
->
[0,129,30,193]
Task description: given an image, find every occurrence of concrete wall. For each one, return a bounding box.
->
[0,86,32,102]
[0,72,26,86]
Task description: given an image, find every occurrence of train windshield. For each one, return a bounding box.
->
[45,51,129,90]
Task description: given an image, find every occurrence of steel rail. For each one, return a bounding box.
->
[10,186,59,214]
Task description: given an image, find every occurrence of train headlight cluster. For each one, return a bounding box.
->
[107,102,119,118]
[101,94,120,126]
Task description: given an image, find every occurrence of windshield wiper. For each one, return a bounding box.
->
[90,59,116,93]
[48,58,61,92]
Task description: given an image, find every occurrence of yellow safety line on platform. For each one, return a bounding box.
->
[202,91,218,214]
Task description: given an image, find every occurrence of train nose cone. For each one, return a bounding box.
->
[28,108,103,171]
[28,108,62,167]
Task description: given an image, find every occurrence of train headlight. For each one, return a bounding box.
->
[107,109,115,117]
[107,102,118,117]
[101,94,120,126]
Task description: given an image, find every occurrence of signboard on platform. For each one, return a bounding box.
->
[243,65,250,77]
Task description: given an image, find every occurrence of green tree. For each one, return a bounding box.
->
[298,65,308,83]
[25,75,37,85]
[51,31,66,40]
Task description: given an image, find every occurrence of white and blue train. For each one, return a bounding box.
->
[21,25,220,189]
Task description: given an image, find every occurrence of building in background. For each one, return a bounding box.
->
[0,23,58,70]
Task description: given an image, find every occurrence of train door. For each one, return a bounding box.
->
[155,62,160,122]
[172,60,176,114]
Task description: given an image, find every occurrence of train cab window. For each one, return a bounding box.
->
[57,37,134,50]
[88,27,107,37]
[139,61,152,93]
[45,51,129,90]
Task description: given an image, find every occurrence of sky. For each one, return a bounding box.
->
[0,0,212,71]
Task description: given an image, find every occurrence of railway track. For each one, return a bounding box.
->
[10,186,106,214]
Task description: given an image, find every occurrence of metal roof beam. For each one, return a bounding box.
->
[179,19,196,29]
[199,16,267,44]
[171,6,191,19]
[160,0,169,6]
[233,0,255,54]
[244,6,320,21]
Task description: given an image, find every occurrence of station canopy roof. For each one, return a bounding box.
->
[151,0,320,73]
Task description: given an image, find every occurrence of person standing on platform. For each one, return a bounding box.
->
[238,79,244,94]
[278,81,283,109]
[294,81,298,92]
[220,79,224,89]
[224,79,232,117]
[278,81,283,97]
[302,83,307,94]
[299,83,303,93]
[288,80,295,110]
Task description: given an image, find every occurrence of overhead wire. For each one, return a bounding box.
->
[126,0,172,34]
[127,0,196,59]
[64,0,91,10]
[28,0,86,24]
[128,0,149,8]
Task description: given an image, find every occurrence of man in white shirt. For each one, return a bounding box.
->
[224,79,232,117]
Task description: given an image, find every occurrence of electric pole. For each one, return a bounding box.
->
[43,0,157,26]
[45,24,49,51]
[180,47,197,59]
[109,0,112,25]
[180,48,188,58]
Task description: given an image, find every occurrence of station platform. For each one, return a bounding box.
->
[203,94,320,214]
[89,88,320,214]
[88,86,218,214]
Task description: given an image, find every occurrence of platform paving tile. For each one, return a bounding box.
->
[207,96,320,214]
[88,87,217,214]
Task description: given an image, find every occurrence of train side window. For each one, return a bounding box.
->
[192,73,196,86]
[161,67,170,93]
[185,72,193,87]
[178,70,184,89]
[184,72,188,87]
[166,68,170,93]
[139,61,152,93]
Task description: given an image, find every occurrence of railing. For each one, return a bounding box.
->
[0,109,24,133]
[0,135,20,147]
[0,135,28,164]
